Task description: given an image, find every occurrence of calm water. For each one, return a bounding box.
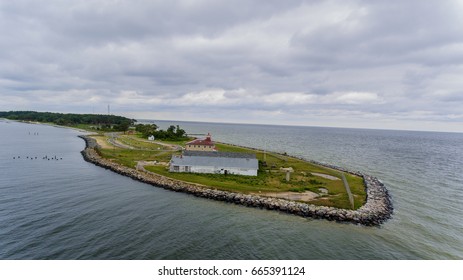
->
[0,120,462,259]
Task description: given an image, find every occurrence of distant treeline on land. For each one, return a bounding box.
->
[0,111,135,131]
[0,110,188,140]
[135,123,188,141]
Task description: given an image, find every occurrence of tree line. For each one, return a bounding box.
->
[0,111,135,131]
[0,111,189,140]
[135,123,187,141]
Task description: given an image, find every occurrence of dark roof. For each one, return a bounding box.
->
[183,150,256,159]
[186,138,214,146]
[186,139,214,146]
[186,133,215,146]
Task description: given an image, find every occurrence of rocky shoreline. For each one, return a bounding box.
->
[79,135,393,226]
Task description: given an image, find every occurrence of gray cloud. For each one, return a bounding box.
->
[1,0,462,132]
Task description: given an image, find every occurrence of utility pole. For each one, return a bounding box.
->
[263,140,267,162]
[107,104,110,115]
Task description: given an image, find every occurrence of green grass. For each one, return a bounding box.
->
[146,165,272,192]
[144,164,362,209]
[96,138,366,209]
[98,148,179,168]
[117,135,166,150]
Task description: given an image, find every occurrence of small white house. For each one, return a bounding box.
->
[148,135,155,141]
[170,151,258,176]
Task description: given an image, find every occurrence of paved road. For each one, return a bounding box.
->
[105,132,134,149]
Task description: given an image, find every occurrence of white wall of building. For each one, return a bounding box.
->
[170,165,257,176]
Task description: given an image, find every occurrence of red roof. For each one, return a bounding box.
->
[187,134,214,146]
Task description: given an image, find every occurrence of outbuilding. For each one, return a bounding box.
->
[185,133,216,151]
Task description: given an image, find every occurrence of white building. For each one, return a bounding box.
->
[148,135,155,141]
[170,151,258,176]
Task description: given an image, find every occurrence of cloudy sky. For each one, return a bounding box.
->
[1,0,462,132]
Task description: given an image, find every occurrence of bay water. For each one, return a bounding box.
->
[0,119,462,259]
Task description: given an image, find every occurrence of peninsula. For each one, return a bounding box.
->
[1,111,393,225]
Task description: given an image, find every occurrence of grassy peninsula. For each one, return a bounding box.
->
[94,133,366,210]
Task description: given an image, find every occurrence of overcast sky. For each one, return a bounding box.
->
[1,0,462,132]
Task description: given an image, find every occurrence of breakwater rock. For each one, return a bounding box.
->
[79,135,393,226]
